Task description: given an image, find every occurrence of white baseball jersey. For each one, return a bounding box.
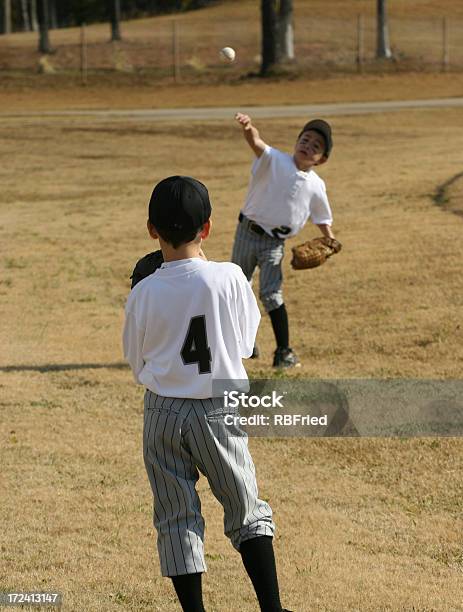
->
[241,145,333,238]
[123,258,260,399]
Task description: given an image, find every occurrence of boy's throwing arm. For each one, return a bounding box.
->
[235,112,267,158]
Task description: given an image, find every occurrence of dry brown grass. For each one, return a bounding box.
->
[1,75,463,610]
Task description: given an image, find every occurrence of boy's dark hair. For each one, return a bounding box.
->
[154,225,202,249]
[148,176,211,249]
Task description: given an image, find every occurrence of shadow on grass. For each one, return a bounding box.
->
[433,171,463,217]
[0,362,129,373]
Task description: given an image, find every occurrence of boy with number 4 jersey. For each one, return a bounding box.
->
[233,113,337,368]
[123,176,292,612]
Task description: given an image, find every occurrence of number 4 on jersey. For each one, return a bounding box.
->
[181,315,212,374]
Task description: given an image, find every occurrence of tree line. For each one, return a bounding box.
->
[1,0,214,33]
[2,0,393,77]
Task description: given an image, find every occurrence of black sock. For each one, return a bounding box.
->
[171,573,205,612]
[240,536,282,612]
[269,304,289,349]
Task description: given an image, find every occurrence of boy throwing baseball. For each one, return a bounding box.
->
[233,113,336,368]
[123,176,292,612]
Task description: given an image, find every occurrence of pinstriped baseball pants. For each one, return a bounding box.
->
[143,390,275,577]
[231,219,285,313]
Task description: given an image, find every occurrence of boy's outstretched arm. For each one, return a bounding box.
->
[317,223,336,239]
[235,112,267,157]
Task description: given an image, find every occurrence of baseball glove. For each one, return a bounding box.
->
[290,237,342,270]
[130,249,164,288]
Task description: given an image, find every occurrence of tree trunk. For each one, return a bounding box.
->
[49,0,57,29]
[261,0,278,75]
[278,0,294,61]
[4,0,12,34]
[20,0,31,31]
[376,0,392,59]
[109,0,122,41]
[37,0,51,53]
[30,0,39,32]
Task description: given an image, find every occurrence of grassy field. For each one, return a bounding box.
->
[1,2,463,611]
[1,103,463,611]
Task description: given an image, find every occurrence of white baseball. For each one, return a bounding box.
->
[220,47,236,63]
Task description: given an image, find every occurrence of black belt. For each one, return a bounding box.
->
[239,213,291,239]
[238,212,266,235]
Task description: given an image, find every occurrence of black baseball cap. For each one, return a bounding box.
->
[299,119,333,158]
[148,176,212,232]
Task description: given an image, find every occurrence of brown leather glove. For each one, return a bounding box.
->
[290,237,342,270]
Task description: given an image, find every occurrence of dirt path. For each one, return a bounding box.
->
[2,71,463,113]
[2,96,463,121]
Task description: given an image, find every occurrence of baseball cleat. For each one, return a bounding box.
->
[272,347,300,369]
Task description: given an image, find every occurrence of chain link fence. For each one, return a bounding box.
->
[0,16,462,78]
